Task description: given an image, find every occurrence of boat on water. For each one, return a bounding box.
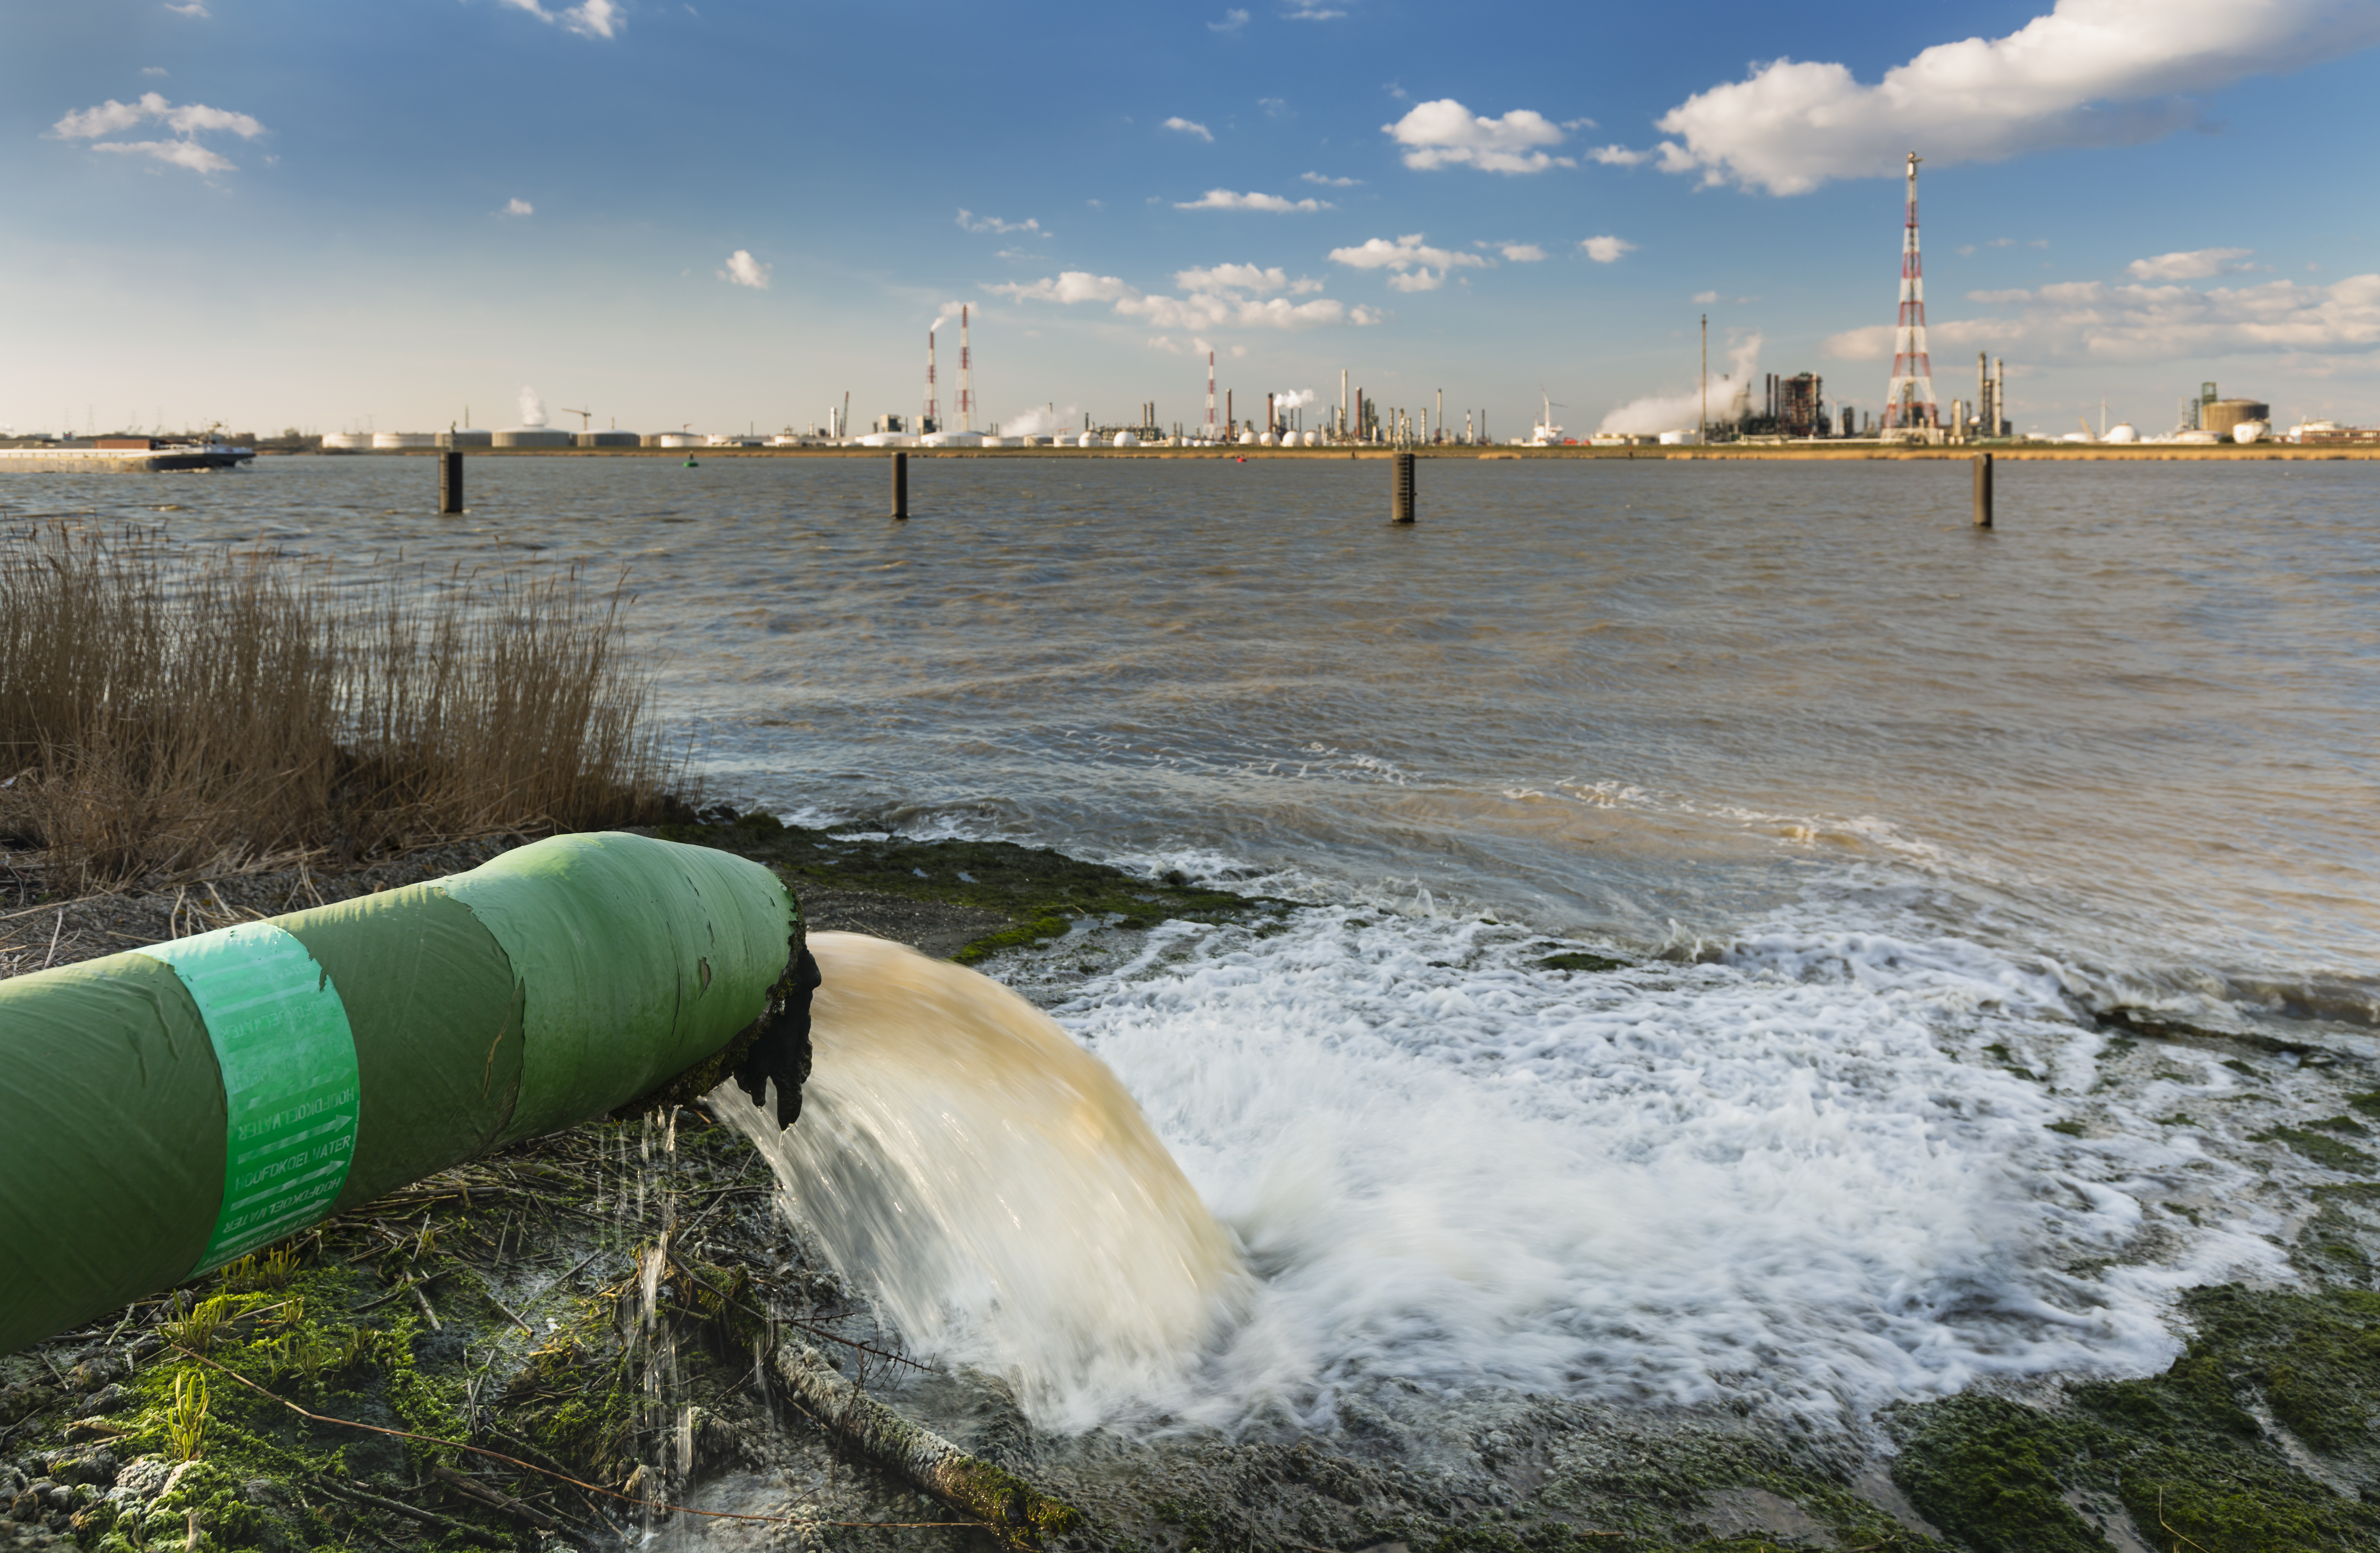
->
[0,437,257,473]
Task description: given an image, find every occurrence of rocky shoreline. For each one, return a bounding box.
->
[5,818,2379,1553]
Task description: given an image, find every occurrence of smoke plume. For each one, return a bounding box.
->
[516,385,547,428]
[1001,404,1078,437]
[1596,333,1762,436]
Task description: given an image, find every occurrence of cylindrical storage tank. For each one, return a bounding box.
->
[1301,430,1318,447]
[320,433,371,451]
[373,432,437,450]
[438,430,494,449]
[2202,399,2271,438]
[1076,432,1096,448]
[0,833,808,1355]
[2234,420,2268,444]
[654,434,704,448]
[576,430,640,448]
[1112,431,1139,448]
[1257,431,1276,447]
[492,428,572,448]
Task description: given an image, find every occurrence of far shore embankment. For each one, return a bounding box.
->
[286,442,2380,463]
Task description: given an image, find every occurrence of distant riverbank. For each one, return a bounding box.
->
[271,441,2380,462]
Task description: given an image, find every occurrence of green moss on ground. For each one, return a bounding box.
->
[2255,1125,2379,1173]
[1889,1283,2380,1551]
[655,809,1279,961]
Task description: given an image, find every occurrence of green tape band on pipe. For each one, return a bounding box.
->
[152,924,361,1274]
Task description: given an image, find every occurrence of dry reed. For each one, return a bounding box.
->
[0,521,681,889]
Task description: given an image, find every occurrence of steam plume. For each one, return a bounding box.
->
[1596,333,1762,436]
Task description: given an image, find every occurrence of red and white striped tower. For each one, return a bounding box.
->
[958,306,975,433]
[1883,151,1939,433]
[1205,351,1216,438]
[924,329,938,433]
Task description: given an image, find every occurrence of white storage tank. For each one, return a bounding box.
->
[2233,420,2268,444]
[577,430,639,448]
[373,432,436,449]
[438,430,494,448]
[1112,430,1139,448]
[493,428,571,448]
[321,432,372,451]
[1076,432,1096,448]
[2105,423,2139,444]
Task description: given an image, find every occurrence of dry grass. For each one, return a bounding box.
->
[0,520,681,889]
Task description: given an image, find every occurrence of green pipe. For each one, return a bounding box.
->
[0,831,813,1356]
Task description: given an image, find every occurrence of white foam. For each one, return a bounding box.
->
[1009,911,2284,1434]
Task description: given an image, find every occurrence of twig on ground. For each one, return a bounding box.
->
[167,1346,993,1536]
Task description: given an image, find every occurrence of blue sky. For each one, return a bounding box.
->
[7,0,2380,438]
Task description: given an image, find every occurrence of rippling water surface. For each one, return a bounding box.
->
[18,453,2380,1429]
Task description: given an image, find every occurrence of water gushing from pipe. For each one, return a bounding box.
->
[716,932,1244,1428]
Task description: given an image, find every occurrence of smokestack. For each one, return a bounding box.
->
[1206,352,1216,437]
[959,306,974,433]
[924,330,938,434]
[1341,369,1349,438]
[1266,392,1275,438]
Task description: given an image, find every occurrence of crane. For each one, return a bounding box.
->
[561,407,594,433]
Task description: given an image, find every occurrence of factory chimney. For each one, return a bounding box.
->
[958,306,975,433]
[924,329,939,435]
[1882,152,1940,434]
[1206,352,1217,438]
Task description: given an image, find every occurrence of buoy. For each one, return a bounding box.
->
[684,457,699,468]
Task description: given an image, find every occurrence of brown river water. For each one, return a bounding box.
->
[11,453,2379,1430]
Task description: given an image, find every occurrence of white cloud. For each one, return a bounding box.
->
[163,1,209,14]
[91,139,234,174]
[1328,233,1488,273]
[719,249,771,289]
[50,92,264,175]
[988,272,1138,305]
[1329,233,1490,294]
[1173,263,1323,293]
[958,209,1045,235]
[1824,270,2380,363]
[1175,188,1327,211]
[992,269,1380,331]
[1589,144,1650,166]
[51,93,264,141]
[2127,247,2257,280]
[1301,171,1361,187]
[1581,235,1637,263]
[141,66,168,77]
[501,197,534,217]
[497,0,625,38]
[1499,243,1547,262]
[1283,5,1346,16]
[1643,0,2380,195]
[1209,7,1249,30]
[1382,98,1573,173]
[1164,116,1215,142]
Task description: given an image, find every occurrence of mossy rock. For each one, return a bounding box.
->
[655,809,1275,960]
[1890,1284,2380,1552]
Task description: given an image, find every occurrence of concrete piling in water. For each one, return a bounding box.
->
[1392,451,1416,524]
[438,451,463,514]
[891,451,909,520]
[1972,453,1993,528]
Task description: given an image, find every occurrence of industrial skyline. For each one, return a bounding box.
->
[5,0,2380,438]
